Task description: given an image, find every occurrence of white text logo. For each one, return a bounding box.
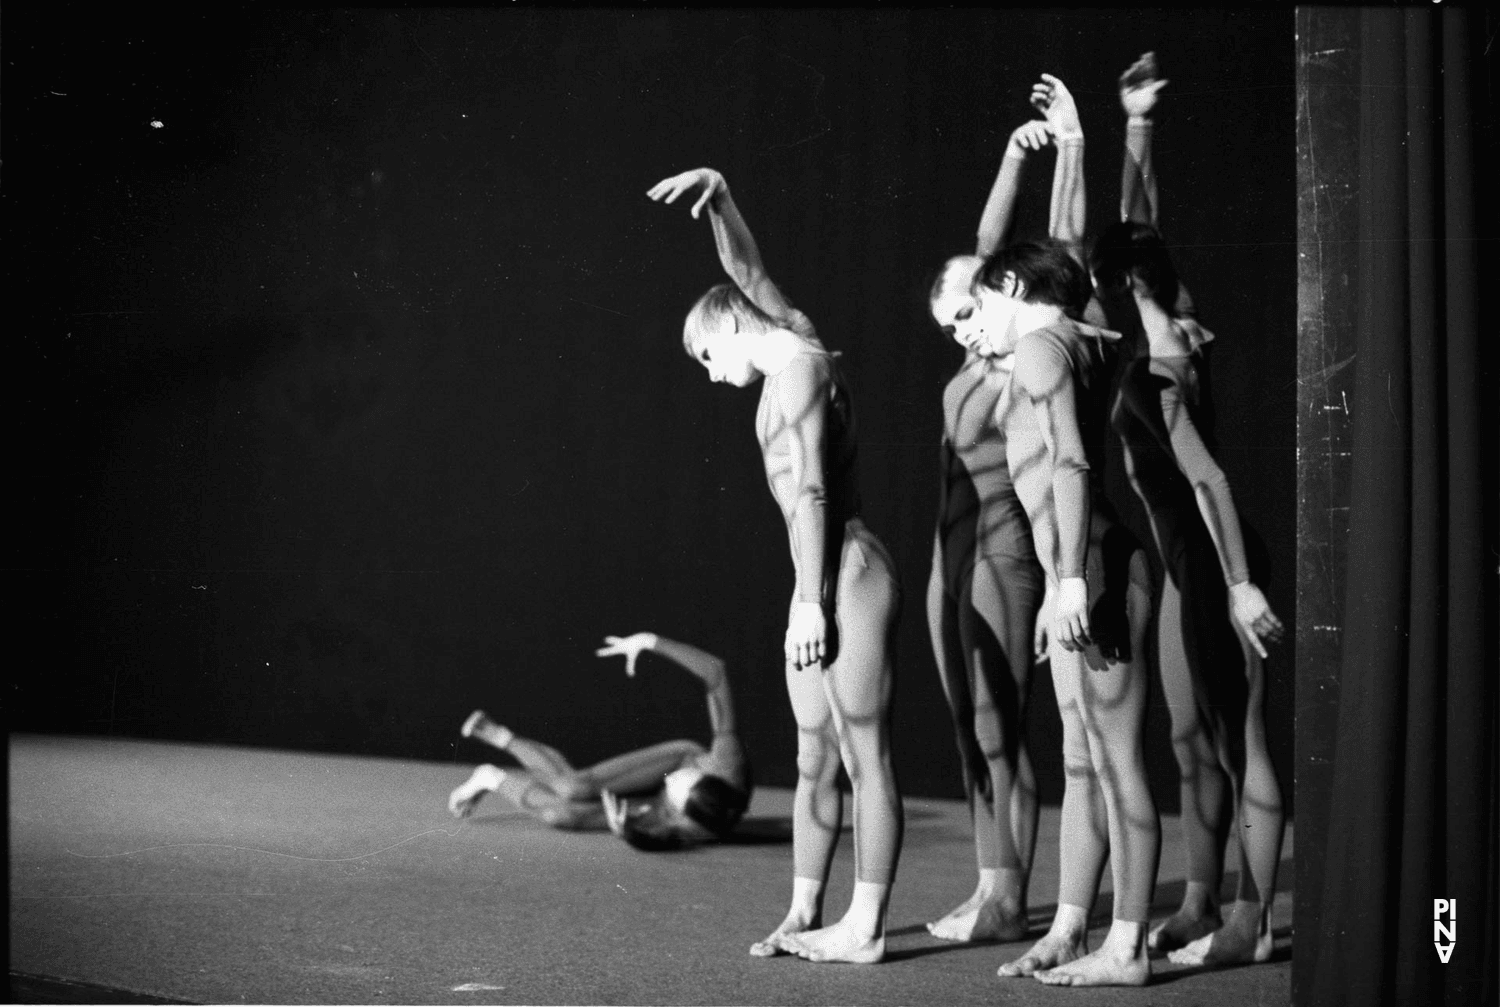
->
[1434,899,1456,963]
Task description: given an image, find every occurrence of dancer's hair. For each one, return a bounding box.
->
[617,776,752,852]
[975,240,1092,318]
[1088,221,1181,317]
[682,283,780,359]
[928,255,983,316]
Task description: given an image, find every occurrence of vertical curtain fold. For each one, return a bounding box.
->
[1307,7,1496,1006]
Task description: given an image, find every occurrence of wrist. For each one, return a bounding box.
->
[1003,144,1028,161]
[793,599,821,610]
[1054,129,1084,144]
[642,632,660,650]
[1127,115,1152,128]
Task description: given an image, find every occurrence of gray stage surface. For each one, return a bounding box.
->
[10,735,1292,1005]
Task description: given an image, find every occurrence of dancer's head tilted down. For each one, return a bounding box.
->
[970,239,1092,359]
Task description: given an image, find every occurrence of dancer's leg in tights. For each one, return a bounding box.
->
[749,650,844,958]
[1149,578,1229,952]
[783,528,904,964]
[1169,626,1282,967]
[929,549,1043,942]
[1035,547,1157,987]
[451,710,704,815]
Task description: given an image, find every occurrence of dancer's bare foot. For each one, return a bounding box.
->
[926,888,1027,943]
[782,918,886,964]
[1035,921,1149,987]
[1167,901,1273,967]
[997,930,1086,976]
[749,911,818,958]
[997,903,1089,977]
[1148,906,1222,953]
[448,764,505,817]
[460,710,513,750]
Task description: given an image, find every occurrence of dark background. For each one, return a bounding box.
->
[8,8,1295,809]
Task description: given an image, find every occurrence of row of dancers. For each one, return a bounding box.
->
[447,53,1285,988]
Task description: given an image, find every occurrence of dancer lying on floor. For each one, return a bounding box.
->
[448,631,752,851]
[649,164,904,965]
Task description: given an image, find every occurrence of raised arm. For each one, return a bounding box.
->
[596,632,738,738]
[1030,73,1087,260]
[647,167,801,326]
[975,120,1054,257]
[1013,335,1092,651]
[1118,52,1169,226]
[1157,371,1284,655]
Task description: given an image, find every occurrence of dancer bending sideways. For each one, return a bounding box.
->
[649,165,904,965]
[922,90,1087,944]
[1090,51,1286,969]
[448,631,751,851]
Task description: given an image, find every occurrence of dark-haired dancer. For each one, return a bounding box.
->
[648,166,903,964]
[973,74,1158,991]
[1090,53,1285,968]
[449,631,751,851]
[922,106,1082,943]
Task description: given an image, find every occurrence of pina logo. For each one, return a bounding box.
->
[1433,899,1456,963]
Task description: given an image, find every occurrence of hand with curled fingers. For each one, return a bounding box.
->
[646,167,727,219]
[784,601,827,672]
[1228,582,1284,659]
[1051,576,1093,653]
[595,633,659,678]
[1119,51,1169,118]
[1030,73,1082,138]
[1007,119,1054,157]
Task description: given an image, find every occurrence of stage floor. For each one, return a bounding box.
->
[10,735,1292,1005]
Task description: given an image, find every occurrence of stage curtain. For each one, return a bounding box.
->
[1307,7,1497,1006]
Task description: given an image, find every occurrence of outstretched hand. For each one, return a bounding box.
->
[596,633,659,677]
[647,167,726,219]
[1228,582,1284,659]
[1119,51,1168,117]
[1030,73,1082,137]
[1008,119,1054,156]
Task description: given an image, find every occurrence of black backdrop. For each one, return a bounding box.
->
[9,8,1295,806]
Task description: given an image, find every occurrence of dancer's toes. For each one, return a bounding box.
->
[1148,909,1222,954]
[750,913,816,958]
[1034,948,1150,987]
[997,932,1085,977]
[784,919,885,964]
[1166,922,1272,967]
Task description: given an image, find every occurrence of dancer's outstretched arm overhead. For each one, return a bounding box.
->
[975,119,1056,257]
[597,631,746,782]
[1028,74,1087,260]
[1119,52,1168,227]
[648,167,807,331]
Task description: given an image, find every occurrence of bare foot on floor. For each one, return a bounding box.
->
[448,765,504,817]
[996,930,1086,977]
[1148,908,1223,954]
[782,918,885,964]
[927,891,1027,943]
[1167,914,1273,968]
[1035,947,1150,987]
[749,912,818,958]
